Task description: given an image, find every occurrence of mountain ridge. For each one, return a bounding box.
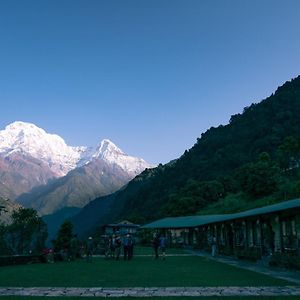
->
[0,121,152,178]
[0,121,152,215]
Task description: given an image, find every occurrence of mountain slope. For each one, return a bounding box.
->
[17,158,137,215]
[0,152,57,199]
[0,197,21,224]
[72,76,300,236]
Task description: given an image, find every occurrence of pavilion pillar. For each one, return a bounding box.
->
[272,215,282,253]
[244,220,249,249]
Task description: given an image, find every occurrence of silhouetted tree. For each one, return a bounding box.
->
[5,208,47,255]
[53,220,74,252]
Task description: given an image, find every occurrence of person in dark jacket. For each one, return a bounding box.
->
[114,233,122,260]
[152,233,160,259]
[159,235,167,260]
[86,237,93,262]
[123,233,134,260]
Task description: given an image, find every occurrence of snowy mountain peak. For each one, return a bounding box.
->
[3,121,67,148]
[6,121,41,131]
[93,139,124,159]
[0,121,152,178]
[91,139,152,176]
[5,121,48,141]
[0,121,85,176]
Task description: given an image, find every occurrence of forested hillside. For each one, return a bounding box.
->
[73,76,300,236]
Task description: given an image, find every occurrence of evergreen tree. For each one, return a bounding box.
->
[53,220,74,252]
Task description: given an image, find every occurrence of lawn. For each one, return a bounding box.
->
[132,246,187,255]
[0,255,290,287]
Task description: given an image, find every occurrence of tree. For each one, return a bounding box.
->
[5,208,47,255]
[53,220,74,252]
[276,136,300,172]
[236,152,281,198]
[0,223,10,255]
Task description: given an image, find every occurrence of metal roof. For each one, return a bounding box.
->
[105,223,140,228]
[142,198,300,229]
[142,215,233,229]
[104,220,140,228]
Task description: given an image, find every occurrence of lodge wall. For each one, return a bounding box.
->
[165,208,300,260]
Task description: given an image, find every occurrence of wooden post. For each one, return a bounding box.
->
[244,220,249,249]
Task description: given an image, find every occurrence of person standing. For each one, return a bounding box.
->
[86,237,93,262]
[69,234,78,261]
[128,234,134,260]
[152,233,160,259]
[159,235,167,260]
[110,235,116,259]
[114,233,122,260]
[123,233,130,260]
[211,235,217,257]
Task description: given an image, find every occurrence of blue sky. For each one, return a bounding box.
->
[0,0,300,164]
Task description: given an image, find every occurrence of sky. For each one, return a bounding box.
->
[0,0,300,165]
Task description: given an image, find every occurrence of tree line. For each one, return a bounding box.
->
[113,76,300,222]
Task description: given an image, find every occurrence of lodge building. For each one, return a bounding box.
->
[103,220,140,236]
[142,198,300,260]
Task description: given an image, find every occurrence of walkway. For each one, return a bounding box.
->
[0,286,300,297]
[188,249,300,285]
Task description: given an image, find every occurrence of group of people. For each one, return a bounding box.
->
[43,232,170,263]
[152,233,167,260]
[104,232,135,260]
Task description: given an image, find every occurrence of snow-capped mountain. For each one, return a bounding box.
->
[0,121,151,177]
[92,139,151,177]
[0,121,152,206]
[0,121,86,176]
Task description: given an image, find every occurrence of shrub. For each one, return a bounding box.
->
[269,252,300,270]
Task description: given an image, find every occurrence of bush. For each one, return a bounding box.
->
[235,246,262,261]
[269,252,300,270]
[0,255,43,266]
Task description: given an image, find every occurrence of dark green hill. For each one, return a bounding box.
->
[73,76,300,237]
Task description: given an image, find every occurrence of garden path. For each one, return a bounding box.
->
[188,249,300,285]
[0,286,300,297]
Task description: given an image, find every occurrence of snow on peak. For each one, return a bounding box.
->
[0,122,152,177]
[0,121,87,176]
[92,139,152,176]
[93,139,124,159]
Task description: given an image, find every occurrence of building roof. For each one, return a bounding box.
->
[141,214,233,229]
[142,198,300,229]
[105,223,140,228]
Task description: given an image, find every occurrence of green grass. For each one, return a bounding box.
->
[0,256,290,287]
[133,246,187,255]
